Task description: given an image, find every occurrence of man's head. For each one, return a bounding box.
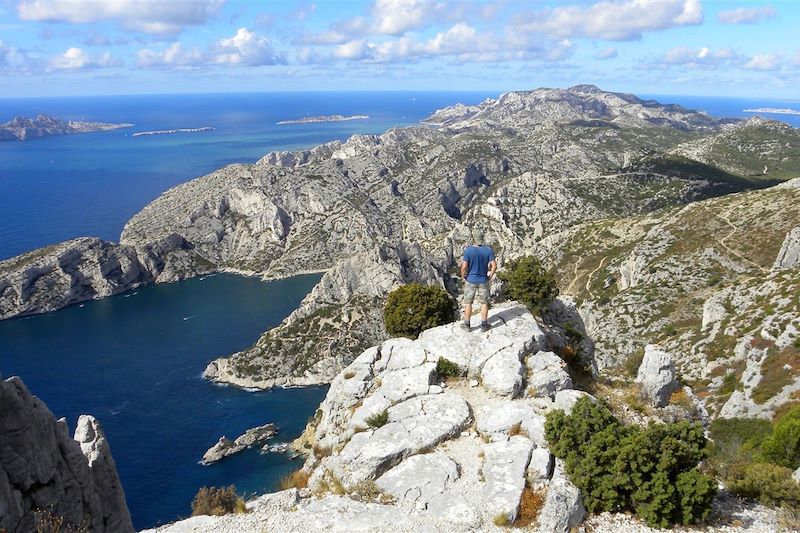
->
[471,228,484,244]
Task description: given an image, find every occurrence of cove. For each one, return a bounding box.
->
[0,272,326,529]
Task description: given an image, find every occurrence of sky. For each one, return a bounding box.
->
[0,0,798,98]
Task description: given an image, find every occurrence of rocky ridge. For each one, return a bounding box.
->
[0,376,133,532]
[2,85,799,408]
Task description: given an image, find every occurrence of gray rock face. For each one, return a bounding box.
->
[635,344,680,407]
[0,377,133,533]
[793,467,800,484]
[537,461,586,533]
[773,227,800,270]
[525,351,573,399]
[201,423,277,464]
[553,390,595,415]
[375,451,460,508]
[0,234,210,320]
[482,436,534,523]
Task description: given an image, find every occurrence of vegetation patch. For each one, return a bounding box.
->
[436,357,462,379]
[752,345,800,404]
[383,283,454,339]
[545,397,715,528]
[497,255,559,314]
[514,486,546,527]
[762,405,800,469]
[279,469,310,490]
[366,409,389,429]
[191,485,248,516]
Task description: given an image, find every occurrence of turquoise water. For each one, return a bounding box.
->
[0,273,323,529]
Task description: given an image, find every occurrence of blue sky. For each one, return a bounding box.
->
[0,0,797,98]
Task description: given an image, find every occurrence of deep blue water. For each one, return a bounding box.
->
[0,91,495,260]
[644,94,800,128]
[1,273,323,529]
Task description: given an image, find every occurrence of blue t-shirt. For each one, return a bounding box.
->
[463,245,495,284]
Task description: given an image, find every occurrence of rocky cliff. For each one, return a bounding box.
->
[0,234,213,320]
[0,376,133,532]
[2,85,799,404]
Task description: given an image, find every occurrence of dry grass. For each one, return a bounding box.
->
[279,469,310,490]
[509,421,524,437]
[34,508,88,533]
[669,388,694,410]
[312,444,332,458]
[343,370,356,379]
[514,487,547,527]
[191,486,248,516]
[348,480,396,504]
[493,512,510,527]
[752,346,800,404]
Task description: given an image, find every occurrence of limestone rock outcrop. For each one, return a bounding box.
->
[201,423,278,464]
[635,345,681,408]
[147,303,594,532]
[0,376,133,533]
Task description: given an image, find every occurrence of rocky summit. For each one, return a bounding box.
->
[144,303,588,533]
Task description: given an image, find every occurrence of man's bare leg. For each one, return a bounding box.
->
[480,303,489,322]
[464,303,473,324]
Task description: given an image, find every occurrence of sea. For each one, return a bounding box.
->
[0,90,798,529]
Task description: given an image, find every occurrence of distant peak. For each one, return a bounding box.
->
[567,84,604,94]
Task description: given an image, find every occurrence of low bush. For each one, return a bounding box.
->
[545,397,715,528]
[725,462,800,508]
[762,405,800,469]
[191,485,247,516]
[497,256,558,314]
[383,283,454,339]
[709,417,772,469]
[279,469,310,490]
[366,409,389,428]
[436,357,462,378]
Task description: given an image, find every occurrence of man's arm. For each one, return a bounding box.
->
[460,258,469,280]
[488,259,497,279]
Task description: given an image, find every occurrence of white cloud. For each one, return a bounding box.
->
[743,53,782,71]
[0,40,27,68]
[421,22,478,55]
[18,0,224,35]
[334,39,374,60]
[49,47,121,70]
[595,47,618,59]
[659,46,738,67]
[718,6,776,25]
[212,28,285,66]
[518,0,703,41]
[372,0,437,35]
[137,42,204,68]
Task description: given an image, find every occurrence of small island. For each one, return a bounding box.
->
[743,107,800,116]
[0,114,133,141]
[277,114,369,125]
[132,126,214,137]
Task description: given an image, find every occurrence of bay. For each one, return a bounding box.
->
[0,272,323,529]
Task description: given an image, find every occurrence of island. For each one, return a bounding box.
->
[743,107,800,116]
[132,126,215,137]
[277,114,369,125]
[0,114,133,141]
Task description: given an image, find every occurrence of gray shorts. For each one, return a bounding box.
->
[463,281,490,305]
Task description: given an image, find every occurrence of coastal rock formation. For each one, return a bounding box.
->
[146,303,589,532]
[201,423,277,464]
[3,86,799,417]
[0,376,133,533]
[0,234,212,319]
[0,114,132,141]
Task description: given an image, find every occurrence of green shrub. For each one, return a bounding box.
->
[366,409,388,428]
[436,357,462,378]
[497,256,558,314]
[726,462,800,507]
[709,417,773,469]
[191,485,247,516]
[762,405,800,469]
[383,283,454,339]
[545,397,715,527]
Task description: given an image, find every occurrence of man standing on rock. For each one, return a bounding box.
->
[461,228,497,332]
